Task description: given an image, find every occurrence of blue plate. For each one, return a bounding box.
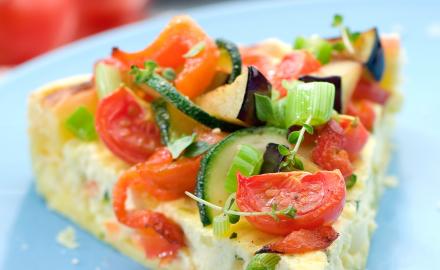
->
[1,0,439,269]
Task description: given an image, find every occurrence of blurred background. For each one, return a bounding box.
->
[0,0,232,72]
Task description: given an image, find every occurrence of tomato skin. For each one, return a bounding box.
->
[272,51,321,97]
[0,0,77,65]
[259,226,338,254]
[352,77,390,105]
[112,16,219,98]
[346,100,376,131]
[340,118,369,158]
[236,171,346,235]
[312,120,353,177]
[95,88,161,164]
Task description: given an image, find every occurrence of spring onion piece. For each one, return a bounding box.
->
[213,214,231,238]
[246,253,281,270]
[284,81,335,127]
[65,106,97,141]
[95,62,122,98]
[294,35,333,64]
[225,144,263,193]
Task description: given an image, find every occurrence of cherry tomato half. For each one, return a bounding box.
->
[236,171,346,235]
[112,15,219,98]
[95,88,161,164]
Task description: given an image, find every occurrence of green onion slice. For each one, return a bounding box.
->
[95,62,122,99]
[225,144,263,193]
[246,253,281,270]
[294,35,333,64]
[284,81,335,127]
[213,214,231,238]
[65,106,97,141]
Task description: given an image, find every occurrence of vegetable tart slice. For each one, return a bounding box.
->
[28,15,402,270]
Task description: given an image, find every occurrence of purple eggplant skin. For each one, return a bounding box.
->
[299,75,342,113]
[365,28,385,81]
[260,143,285,174]
[237,66,272,126]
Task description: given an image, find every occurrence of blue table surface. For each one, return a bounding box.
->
[0,0,439,269]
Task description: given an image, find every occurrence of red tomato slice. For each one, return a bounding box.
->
[240,47,275,79]
[311,120,353,177]
[137,147,201,201]
[112,15,219,98]
[137,227,181,262]
[112,168,185,260]
[272,51,321,97]
[236,171,346,235]
[346,100,376,131]
[95,88,161,164]
[259,226,339,254]
[352,77,390,105]
[340,118,369,159]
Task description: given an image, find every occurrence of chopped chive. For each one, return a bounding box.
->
[65,106,97,141]
[246,253,281,270]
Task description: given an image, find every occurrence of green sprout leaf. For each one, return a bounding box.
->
[167,133,196,159]
[277,144,290,156]
[332,14,343,27]
[162,67,176,81]
[346,174,357,189]
[304,124,314,134]
[288,131,301,144]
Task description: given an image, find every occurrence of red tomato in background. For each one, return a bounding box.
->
[346,100,376,131]
[236,171,346,235]
[75,0,149,38]
[0,0,77,65]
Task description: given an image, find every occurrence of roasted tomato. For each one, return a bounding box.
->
[312,120,353,177]
[95,88,161,164]
[272,51,321,97]
[112,167,185,261]
[259,226,339,254]
[346,100,376,131]
[352,77,390,105]
[236,171,346,235]
[112,15,219,98]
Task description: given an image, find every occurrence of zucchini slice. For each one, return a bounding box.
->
[145,74,244,132]
[196,127,289,226]
[215,38,242,84]
[152,98,171,145]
